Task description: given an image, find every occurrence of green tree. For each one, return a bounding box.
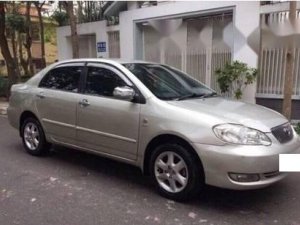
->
[63,1,79,58]
[6,2,25,80]
[51,10,69,26]
[215,61,257,100]
[0,2,17,97]
[34,1,46,68]
[24,1,34,75]
[77,1,106,23]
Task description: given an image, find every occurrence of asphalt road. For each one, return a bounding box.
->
[0,116,300,225]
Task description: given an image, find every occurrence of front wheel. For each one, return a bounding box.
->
[21,117,51,156]
[149,143,204,201]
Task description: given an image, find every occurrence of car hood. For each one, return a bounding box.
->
[167,97,287,132]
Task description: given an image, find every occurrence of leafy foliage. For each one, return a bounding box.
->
[0,76,8,97]
[6,13,25,32]
[44,23,56,43]
[215,61,257,99]
[77,1,106,24]
[51,10,69,26]
[295,123,300,135]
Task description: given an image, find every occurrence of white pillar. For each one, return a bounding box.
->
[233,2,260,103]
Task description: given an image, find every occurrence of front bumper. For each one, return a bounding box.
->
[192,132,300,190]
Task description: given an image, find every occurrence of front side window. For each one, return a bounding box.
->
[123,63,215,100]
[39,66,82,92]
[85,67,127,97]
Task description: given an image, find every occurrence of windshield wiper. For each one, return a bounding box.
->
[176,92,218,101]
[199,92,218,99]
[176,93,204,101]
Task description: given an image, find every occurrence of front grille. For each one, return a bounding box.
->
[271,123,294,144]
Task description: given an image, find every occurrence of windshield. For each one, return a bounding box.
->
[123,63,216,100]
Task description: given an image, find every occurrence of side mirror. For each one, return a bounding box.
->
[113,86,135,101]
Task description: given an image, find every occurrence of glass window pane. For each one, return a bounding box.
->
[39,66,82,92]
[123,63,214,100]
[85,67,126,97]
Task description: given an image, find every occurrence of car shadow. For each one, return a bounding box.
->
[49,145,152,189]
[49,145,287,212]
[192,183,286,212]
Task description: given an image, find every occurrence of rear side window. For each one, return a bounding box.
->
[39,66,83,92]
[85,67,127,97]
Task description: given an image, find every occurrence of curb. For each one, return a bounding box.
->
[0,104,8,115]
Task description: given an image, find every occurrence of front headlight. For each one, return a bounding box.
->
[213,124,271,146]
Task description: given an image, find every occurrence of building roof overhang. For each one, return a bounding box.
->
[104,1,127,17]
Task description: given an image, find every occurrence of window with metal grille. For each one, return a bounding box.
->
[108,31,120,58]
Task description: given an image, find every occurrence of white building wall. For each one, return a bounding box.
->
[56,21,119,60]
[232,3,260,103]
[119,1,260,103]
[56,1,260,103]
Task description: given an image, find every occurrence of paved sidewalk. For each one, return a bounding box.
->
[0,101,8,115]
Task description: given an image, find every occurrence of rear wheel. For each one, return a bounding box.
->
[149,143,204,201]
[21,117,51,156]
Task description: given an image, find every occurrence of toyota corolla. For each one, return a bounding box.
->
[7,59,300,201]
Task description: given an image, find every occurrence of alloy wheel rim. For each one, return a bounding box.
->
[154,151,189,193]
[24,122,40,151]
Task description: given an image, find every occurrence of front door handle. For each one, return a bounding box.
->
[36,92,46,99]
[79,99,90,107]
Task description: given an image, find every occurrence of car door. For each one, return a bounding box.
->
[76,63,141,161]
[35,63,84,145]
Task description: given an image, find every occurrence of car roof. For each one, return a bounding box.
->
[55,58,160,66]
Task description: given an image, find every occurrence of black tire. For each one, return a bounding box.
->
[149,143,204,201]
[21,117,51,156]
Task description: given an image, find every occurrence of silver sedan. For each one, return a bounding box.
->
[7,59,300,201]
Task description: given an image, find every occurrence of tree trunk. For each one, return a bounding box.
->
[0,3,17,97]
[77,1,83,23]
[25,2,34,75]
[18,32,29,76]
[282,1,297,120]
[10,2,21,81]
[11,30,21,81]
[64,1,79,58]
[34,2,46,68]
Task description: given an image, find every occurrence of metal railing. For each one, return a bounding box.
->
[108,31,120,58]
[257,48,300,97]
[144,48,232,93]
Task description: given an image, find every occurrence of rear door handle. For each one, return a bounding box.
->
[36,92,46,99]
[79,99,90,107]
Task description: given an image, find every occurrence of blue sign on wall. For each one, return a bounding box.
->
[97,42,106,52]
